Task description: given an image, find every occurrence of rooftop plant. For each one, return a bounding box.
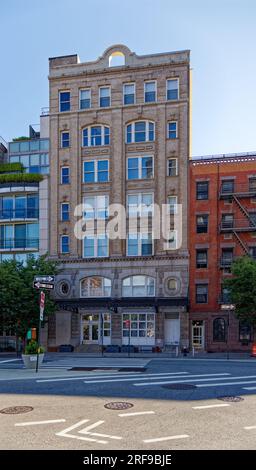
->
[0,162,24,174]
[12,136,29,141]
[0,173,43,183]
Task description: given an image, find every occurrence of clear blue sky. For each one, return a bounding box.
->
[1,0,256,156]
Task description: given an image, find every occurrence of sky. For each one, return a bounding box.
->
[1,0,256,156]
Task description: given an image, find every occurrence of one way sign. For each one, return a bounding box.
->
[33,281,54,290]
[34,275,55,283]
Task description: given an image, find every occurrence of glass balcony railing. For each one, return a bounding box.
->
[0,209,39,220]
[0,238,39,250]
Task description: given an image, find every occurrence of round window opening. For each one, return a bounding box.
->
[60,282,69,295]
[168,278,178,291]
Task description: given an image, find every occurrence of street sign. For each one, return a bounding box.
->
[33,281,54,290]
[220,304,235,310]
[34,275,55,283]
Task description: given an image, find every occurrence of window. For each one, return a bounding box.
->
[0,223,39,249]
[127,193,153,217]
[239,322,252,343]
[61,167,70,184]
[122,313,155,340]
[123,83,135,105]
[80,277,111,297]
[168,121,178,139]
[99,87,110,107]
[83,235,108,258]
[249,246,256,259]
[144,81,156,103]
[249,177,256,192]
[83,160,109,183]
[167,278,178,291]
[221,287,231,303]
[249,213,256,227]
[167,158,178,177]
[61,235,69,253]
[82,125,110,147]
[0,194,38,220]
[196,214,208,233]
[166,230,178,250]
[213,318,226,342]
[59,91,70,112]
[221,214,234,229]
[126,121,155,143]
[221,180,234,194]
[83,195,109,219]
[196,249,208,268]
[166,79,179,100]
[127,233,153,256]
[61,132,70,148]
[196,284,208,303]
[122,276,155,297]
[80,89,91,109]
[61,203,69,221]
[167,196,178,214]
[127,156,153,180]
[221,248,233,267]
[196,182,209,200]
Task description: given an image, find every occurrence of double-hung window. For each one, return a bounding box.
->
[168,121,177,139]
[83,195,109,220]
[144,81,156,103]
[167,158,178,176]
[61,132,70,148]
[83,160,109,183]
[127,156,153,180]
[196,284,208,303]
[61,203,69,221]
[83,234,108,258]
[127,233,153,256]
[59,91,70,112]
[196,215,208,233]
[196,181,209,200]
[166,79,179,100]
[99,87,110,107]
[80,89,91,109]
[196,249,208,269]
[123,83,135,105]
[127,193,153,217]
[61,235,69,253]
[167,196,178,214]
[61,167,70,184]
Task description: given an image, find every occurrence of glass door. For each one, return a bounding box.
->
[82,314,99,344]
[192,321,204,349]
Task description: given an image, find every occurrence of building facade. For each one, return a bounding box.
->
[189,152,256,352]
[48,44,191,352]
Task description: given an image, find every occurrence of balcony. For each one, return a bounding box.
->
[219,218,256,232]
[0,209,39,221]
[220,183,256,198]
[0,238,39,250]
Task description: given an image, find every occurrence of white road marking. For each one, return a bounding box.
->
[38,371,189,383]
[192,404,230,410]
[0,359,21,363]
[143,434,189,443]
[134,374,256,387]
[56,419,89,435]
[57,432,107,444]
[243,387,256,390]
[85,372,230,385]
[244,425,256,430]
[118,411,155,417]
[15,419,66,426]
[197,380,256,388]
[78,421,122,440]
[56,418,122,444]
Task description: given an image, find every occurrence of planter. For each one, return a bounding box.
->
[22,353,45,369]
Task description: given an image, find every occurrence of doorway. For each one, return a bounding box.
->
[192,321,205,349]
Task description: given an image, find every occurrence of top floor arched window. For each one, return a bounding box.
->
[122,275,155,297]
[80,276,111,297]
[82,125,110,147]
[126,121,155,144]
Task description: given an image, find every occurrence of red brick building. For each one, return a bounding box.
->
[189,152,256,352]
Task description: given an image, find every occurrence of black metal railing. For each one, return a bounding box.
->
[220,218,256,231]
[220,183,256,196]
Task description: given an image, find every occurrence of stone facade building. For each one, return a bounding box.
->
[48,44,191,352]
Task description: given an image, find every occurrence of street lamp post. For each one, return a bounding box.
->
[221,303,235,360]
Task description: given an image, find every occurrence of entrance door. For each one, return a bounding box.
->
[164,318,180,345]
[82,314,99,344]
[192,321,204,349]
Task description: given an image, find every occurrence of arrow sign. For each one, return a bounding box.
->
[34,275,55,283]
[33,281,54,290]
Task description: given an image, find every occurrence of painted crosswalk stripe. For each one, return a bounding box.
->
[143,435,189,443]
[243,387,256,390]
[0,359,22,364]
[134,374,256,387]
[192,404,230,410]
[15,419,66,426]
[197,380,256,388]
[85,372,230,385]
[118,411,155,417]
[37,371,189,383]
[244,425,256,430]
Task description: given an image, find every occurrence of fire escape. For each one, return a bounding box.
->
[219,178,256,265]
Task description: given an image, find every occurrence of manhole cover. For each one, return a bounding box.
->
[162,384,197,390]
[217,396,244,403]
[0,406,34,415]
[104,402,134,410]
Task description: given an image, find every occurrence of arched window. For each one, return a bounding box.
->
[109,52,125,67]
[213,318,226,342]
[126,121,155,144]
[122,275,155,297]
[82,125,110,147]
[80,276,111,297]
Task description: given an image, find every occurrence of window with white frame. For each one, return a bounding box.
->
[166,79,179,100]
[167,158,178,176]
[61,203,69,221]
[127,233,153,256]
[61,167,70,184]
[167,195,178,214]
[168,121,178,139]
[82,125,110,147]
[61,131,70,148]
[83,160,109,183]
[80,89,91,109]
[80,276,111,297]
[122,276,155,297]
[122,313,155,340]
[83,195,109,220]
[83,234,108,258]
[126,121,155,143]
[144,81,156,103]
[59,91,70,112]
[99,87,111,107]
[61,235,69,253]
[127,193,153,217]
[127,156,153,180]
[123,83,135,105]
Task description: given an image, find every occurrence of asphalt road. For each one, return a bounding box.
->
[1,355,256,450]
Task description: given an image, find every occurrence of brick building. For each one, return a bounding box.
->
[47,44,191,352]
[189,152,256,352]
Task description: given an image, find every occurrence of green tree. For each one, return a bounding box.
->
[224,256,256,337]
